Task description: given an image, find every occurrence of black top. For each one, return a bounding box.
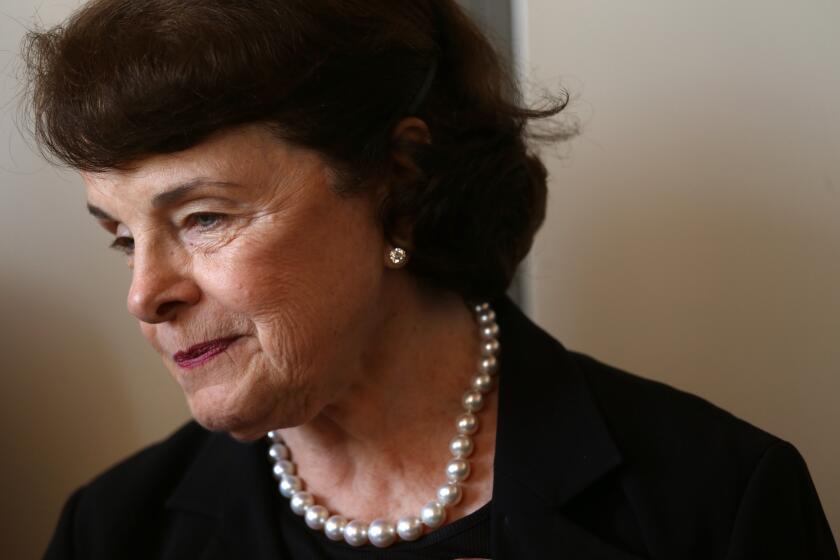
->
[43,296,839,559]
[278,499,491,559]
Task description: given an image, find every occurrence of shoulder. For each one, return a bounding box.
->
[44,421,220,559]
[565,350,839,557]
[495,297,837,557]
[498,295,788,486]
[568,349,782,490]
[79,420,214,511]
[571,350,780,460]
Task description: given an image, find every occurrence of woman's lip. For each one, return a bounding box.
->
[173,336,240,369]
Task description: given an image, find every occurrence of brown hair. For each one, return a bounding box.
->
[23,0,576,300]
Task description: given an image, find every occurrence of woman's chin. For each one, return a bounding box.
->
[189,409,275,442]
[184,386,313,441]
[224,425,270,443]
[184,389,265,438]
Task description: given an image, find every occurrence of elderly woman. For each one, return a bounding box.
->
[26,1,837,559]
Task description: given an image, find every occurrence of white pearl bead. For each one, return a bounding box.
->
[478,310,496,325]
[268,442,289,461]
[290,491,314,515]
[445,458,471,482]
[473,302,490,314]
[437,483,463,507]
[396,515,424,541]
[267,430,283,442]
[482,339,500,356]
[271,460,295,479]
[450,434,474,458]
[324,516,348,541]
[304,505,329,530]
[462,390,484,412]
[480,323,499,339]
[420,500,446,529]
[472,372,494,393]
[278,474,303,498]
[456,413,478,435]
[368,519,397,547]
[343,520,369,546]
[479,356,499,375]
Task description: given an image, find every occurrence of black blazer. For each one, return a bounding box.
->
[44,297,839,559]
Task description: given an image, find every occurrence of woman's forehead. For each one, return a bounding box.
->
[82,128,332,219]
[82,128,287,196]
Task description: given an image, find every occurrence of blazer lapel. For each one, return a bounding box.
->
[490,297,645,559]
[165,431,289,560]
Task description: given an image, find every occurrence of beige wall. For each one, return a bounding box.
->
[2,0,837,557]
[1,4,190,557]
[520,0,839,543]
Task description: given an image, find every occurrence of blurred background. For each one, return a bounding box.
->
[2,0,838,557]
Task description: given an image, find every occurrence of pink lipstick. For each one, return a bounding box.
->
[173,337,240,369]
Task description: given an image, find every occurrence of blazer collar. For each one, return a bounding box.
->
[491,295,623,507]
[490,296,632,559]
[165,427,288,559]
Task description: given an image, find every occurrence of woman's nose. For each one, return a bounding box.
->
[126,247,200,324]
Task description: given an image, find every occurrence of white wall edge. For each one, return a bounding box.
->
[510,0,530,95]
[510,0,537,316]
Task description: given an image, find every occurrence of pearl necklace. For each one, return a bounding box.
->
[265,301,500,548]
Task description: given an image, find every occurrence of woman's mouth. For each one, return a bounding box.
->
[173,336,241,369]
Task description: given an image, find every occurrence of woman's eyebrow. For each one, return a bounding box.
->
[86,203,114,221]
[151,179,242,209]
[85,179,242,221]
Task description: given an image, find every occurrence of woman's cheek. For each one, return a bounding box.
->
[253,299,320,373]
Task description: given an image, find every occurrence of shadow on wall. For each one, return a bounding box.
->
[0,276,139,559]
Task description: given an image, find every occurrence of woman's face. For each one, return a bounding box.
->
[83,125,389,441]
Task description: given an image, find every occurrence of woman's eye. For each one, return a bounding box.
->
[109,236,135,255]
[188,213,225,230]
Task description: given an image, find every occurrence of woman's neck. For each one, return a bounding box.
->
[276,286,498,522]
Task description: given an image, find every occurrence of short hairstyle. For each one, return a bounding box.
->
[24,0,576,301]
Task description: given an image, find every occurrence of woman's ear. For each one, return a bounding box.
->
[391,117,431,171]
[392,117,431,143]
[380,117,430,253]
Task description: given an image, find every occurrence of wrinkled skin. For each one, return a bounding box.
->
[85,124,395,440]
[83,123,496,522]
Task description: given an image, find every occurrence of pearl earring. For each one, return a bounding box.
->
[387,246,409,268]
